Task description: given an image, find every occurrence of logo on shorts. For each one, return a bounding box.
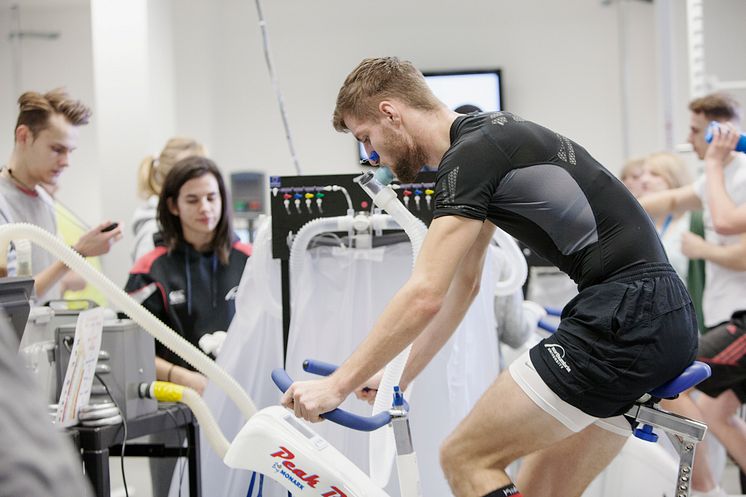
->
[544,343,571,373]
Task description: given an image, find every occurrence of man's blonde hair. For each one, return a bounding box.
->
[15,88,91,140]
[333,57,441,132]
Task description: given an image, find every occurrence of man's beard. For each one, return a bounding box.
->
[384,129,428,183]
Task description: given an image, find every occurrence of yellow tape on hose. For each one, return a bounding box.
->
[152,381,185,402]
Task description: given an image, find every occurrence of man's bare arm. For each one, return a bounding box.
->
[705,128,746,235]
[282,215,486,420]
[333,215,487,394]
[33,221,123,299]
[33,260,73,299]
[682,232,746,271]
[399,222,496,390]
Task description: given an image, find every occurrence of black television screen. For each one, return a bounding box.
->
[358,68,503,161]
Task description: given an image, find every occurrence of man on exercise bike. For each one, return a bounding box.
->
[282,57,698,497]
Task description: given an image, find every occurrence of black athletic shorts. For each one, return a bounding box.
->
[696,311,746,402]
[529,262,699,417]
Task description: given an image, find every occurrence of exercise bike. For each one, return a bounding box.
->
[220,358,421,497]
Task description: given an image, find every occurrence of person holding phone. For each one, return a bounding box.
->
[0,89,123,301]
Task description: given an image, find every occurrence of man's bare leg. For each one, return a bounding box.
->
[440,370,610,497]
[697,390,746,471]
[516,424,627,497]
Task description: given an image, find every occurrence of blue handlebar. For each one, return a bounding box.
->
[302,359,410,407]
[544,306,562,317]
[302,359,338,377]
[271,367,392,432]
[538,319,558,333]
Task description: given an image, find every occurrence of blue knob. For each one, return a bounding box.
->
[634,424,659,442]
[392,385,404,408]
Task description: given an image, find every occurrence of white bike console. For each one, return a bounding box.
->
[224,405,390,497]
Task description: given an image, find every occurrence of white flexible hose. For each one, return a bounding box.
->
[354,175,427,488]
[363,187,426,418]
[287,177,426,488]
[0,223,257,420]
[288,213,408,277]
[492,228,528,296]
[288,202,425,416]
[289,215,354,278]
[181,387,230,458]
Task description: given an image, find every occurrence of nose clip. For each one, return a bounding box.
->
[359,150,380,167]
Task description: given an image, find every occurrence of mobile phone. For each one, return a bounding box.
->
[101,222,119,233]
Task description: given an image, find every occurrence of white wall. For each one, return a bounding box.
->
[90,0,180,285]
[0,0,100,229]
[185,0,659,177]
[1,0,745,284]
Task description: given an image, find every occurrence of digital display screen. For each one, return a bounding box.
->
[283,413,316,439]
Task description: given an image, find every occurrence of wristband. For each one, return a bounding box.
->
[167,363,176,383]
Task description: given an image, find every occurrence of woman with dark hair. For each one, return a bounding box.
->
[125,156,251,394]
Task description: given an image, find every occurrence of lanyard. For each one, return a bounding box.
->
[659,213,673,238]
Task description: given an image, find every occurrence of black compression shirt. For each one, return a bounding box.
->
[433,112,668,289]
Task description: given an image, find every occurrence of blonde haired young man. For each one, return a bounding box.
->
[0,88,123,300]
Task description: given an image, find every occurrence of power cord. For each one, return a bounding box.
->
[164,407,187,497]
[94,372,129,497]
[253,0,301,174]
[62,336,129,496]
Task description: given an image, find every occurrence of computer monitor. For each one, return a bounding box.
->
[231,171,266,243]
[0,277,34,341]
[358,68,503,161]
[231,171,266,218]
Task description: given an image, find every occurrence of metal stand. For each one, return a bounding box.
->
[389,387,422,497]
[626,402,707,497]
[72,403,201,497]
[281,259,291,365]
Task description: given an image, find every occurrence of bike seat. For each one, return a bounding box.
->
[647,361,711,400]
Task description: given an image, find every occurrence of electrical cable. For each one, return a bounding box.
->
[95,372,129,497]
[62,337,129,497]
[253,0,302,174]
[308,232,345,249]
[164,408,187,497]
